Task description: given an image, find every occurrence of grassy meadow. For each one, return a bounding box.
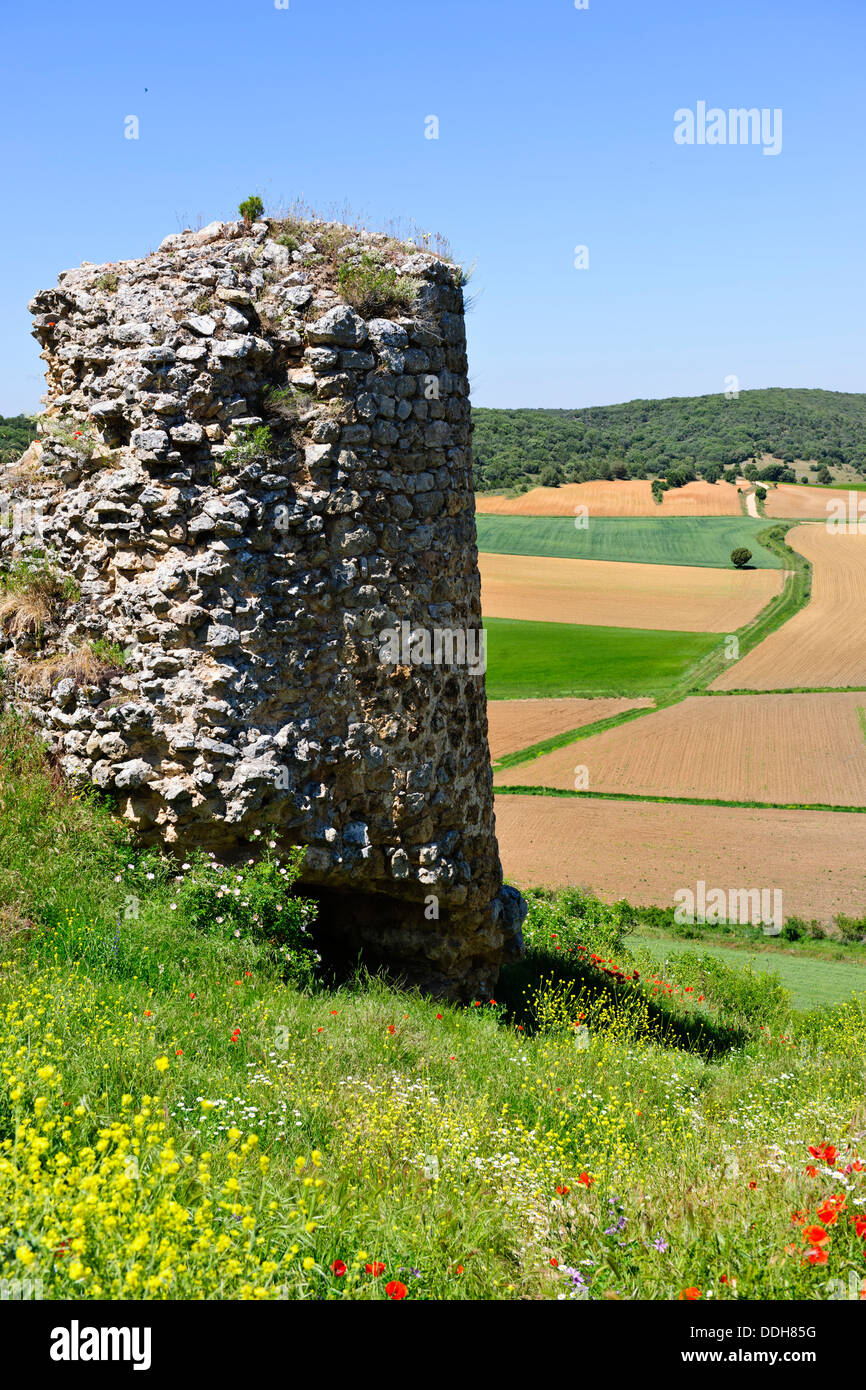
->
[632,935,866,1012]
[484,617,720,699]
[475,516,783,569]
[2,717,866,1302]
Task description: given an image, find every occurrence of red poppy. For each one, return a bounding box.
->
[806,1165,818,1178]
[805,1247,828,1265]
[330,1259,347,1277]
[577,1172,595,1187]
[365,1261,386,1277]
[802,1224,829,1247]
[852,1215,866,1238]
[436,1013,443,1020]
[386,1280,407,1300]
[387,1025,396,1035]
[189,992,196,1000]
[720,1275,729,1285]
[549,1257,558,1268]
[817,1196,845,1225]
[808,1143,838,1166]
[556,1185,570,1196]
[748,1181,757,1189]
[455,1264,464,1274]
[679,1287,702,1300]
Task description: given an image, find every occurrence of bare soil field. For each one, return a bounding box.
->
[480,552,783,632]
[486,696,653,762]
[476,479,744,517]
[495,692,866,806]
[495,794,866,921]
[763,484,861,520]
[712,525,866,689]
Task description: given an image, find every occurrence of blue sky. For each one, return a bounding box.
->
[1,0,863,414]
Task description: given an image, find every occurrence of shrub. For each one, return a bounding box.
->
[238,194,264,227]
[662,950,790,1029]
[336,254,418,316]
[538,464,562,488]
[172,841,320,987]
[221,424,272,466]
[730,547,753,568]
[835,914,866,945]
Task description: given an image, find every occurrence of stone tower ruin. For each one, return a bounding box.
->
[0,213,525,998]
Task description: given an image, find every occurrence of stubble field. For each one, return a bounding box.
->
[485,696,653,762]
[493,793,866,921]
[494,692,866,807]
[712,525,866,689]
[476,478,744,516]
[480,551,783,632]
[763,483,866,520]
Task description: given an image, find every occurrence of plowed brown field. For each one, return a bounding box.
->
[486,697,653,762]
[764,484,862,520]
[711,525,866,689]
[494,794,866,919]
[476,479,744,517]
[480,552,783,632]
[495,692,866,806]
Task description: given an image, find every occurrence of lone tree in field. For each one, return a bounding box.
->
[731,547,753,568]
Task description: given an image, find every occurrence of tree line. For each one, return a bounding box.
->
[472,388,866,492]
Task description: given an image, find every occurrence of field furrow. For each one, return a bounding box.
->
[495,692,866,807]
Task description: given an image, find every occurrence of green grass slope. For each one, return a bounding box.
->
[2,721,866,1301]
[632,934,866,1011]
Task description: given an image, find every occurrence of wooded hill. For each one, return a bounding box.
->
[0,414,36,464]
[472,388,866,493]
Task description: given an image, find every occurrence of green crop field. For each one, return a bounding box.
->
[633,934,866,1010]
[484,616,720,699]
[476,515,784,569]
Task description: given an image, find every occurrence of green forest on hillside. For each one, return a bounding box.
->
[472,388,866,493]
[0,413,36,464]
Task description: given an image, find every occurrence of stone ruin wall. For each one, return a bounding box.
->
[0,215,526,999]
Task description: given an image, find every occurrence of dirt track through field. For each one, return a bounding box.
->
[486,697,653,762]
[476,479,744,517]
[480,552,783,632]
[764,484,863,520]
[711,525,866,689]
[495,692,866,806]
[495,794,866,921]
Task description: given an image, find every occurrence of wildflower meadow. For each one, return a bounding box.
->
[1,714,866,1303]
